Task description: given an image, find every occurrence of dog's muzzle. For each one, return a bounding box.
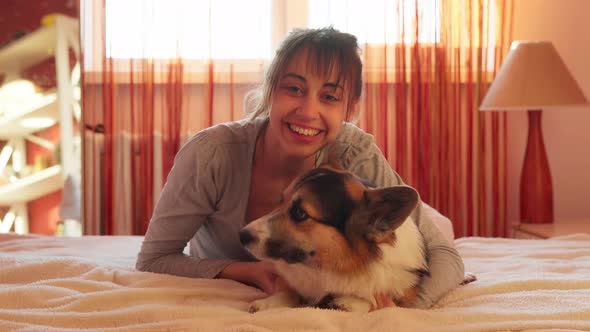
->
[266,239,307,264]
[239,229,307,264]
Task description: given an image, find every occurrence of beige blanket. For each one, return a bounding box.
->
[0,233,589,332]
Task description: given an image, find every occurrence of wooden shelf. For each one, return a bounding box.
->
[0,165,63,205]
[0,16,77,75]
[0,94,58,139]
[0,24,56,75]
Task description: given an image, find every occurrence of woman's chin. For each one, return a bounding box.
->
[279,145,319,161]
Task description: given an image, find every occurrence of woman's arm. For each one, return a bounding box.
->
[410,200,465,308]
[136,130,284,295]
[340,136,465,309]
[136,132,234,279]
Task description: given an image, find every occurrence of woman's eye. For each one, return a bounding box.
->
[289,204,308,223]
[285,85,303,94]
[323,94,340,102]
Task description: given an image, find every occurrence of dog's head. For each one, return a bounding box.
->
[239,161,419,274]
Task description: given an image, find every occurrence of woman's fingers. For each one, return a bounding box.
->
[259,273,278,294]
[253,260,279,295]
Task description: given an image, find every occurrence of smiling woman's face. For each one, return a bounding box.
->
[267,48,352,160]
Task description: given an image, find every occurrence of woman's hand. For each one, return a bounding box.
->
[370,293,397,311]
[218,260,279,295]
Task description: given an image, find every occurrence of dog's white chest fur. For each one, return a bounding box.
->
[274,217,427,305]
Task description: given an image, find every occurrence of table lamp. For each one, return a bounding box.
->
[480,41,588,224]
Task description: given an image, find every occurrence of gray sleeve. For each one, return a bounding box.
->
[344,139,465,309]
[136,132,235,279]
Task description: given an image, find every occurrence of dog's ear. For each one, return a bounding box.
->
[361,186,419,242]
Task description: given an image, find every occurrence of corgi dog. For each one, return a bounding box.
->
[239,161,431,313]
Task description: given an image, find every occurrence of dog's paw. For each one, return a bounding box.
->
[461,272,477,285]
[320,295,372,313]
[248,296,284,313]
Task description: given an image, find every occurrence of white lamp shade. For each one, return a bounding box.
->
[480,41,588,111]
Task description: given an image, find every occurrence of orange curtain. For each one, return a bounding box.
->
[81,1,259,235]
[357,0,514,237]
[82,0,512,237]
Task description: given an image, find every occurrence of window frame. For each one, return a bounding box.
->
[82,0,497,84]
[82,0,308,83]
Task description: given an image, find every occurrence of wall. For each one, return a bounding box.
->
[508,0,590,223]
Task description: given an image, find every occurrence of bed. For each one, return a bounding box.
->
[1,232,589,332]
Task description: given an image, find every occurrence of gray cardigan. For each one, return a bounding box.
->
[137,117,465,309]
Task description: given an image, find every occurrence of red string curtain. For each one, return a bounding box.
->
[82,0,513,237]
[81,0,263,234]
[356,0,514,237]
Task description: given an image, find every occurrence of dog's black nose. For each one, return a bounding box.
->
[239,230,256,246]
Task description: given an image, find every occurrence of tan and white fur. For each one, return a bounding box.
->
[239,161,431,313]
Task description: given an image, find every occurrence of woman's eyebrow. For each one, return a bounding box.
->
[282,72,306,82]
[324,82,344,91]
[282,73,343,91]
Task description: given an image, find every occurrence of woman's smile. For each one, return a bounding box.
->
[284,121,325,143]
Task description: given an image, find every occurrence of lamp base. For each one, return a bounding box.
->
[520,110,554,223]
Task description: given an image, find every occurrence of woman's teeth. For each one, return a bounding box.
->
[289,124,320,137]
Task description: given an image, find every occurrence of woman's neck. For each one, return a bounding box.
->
[254,125,316,180]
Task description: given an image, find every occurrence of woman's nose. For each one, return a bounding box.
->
[295,96,320,119]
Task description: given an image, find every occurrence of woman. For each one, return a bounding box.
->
[136,27,465,309]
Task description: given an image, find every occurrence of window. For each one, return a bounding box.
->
[308,0,440,44]
[88,0,496,70]
[104,0,272,59]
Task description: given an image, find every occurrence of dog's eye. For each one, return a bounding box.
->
[289,204,308,223]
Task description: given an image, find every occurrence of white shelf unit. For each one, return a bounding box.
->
[0,94,58,139]
[0,15,80,234]
[0,165,63,205]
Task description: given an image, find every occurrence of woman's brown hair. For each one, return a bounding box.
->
[246,27,363,121]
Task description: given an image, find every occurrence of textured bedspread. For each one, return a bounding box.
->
[0,233,589,331]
